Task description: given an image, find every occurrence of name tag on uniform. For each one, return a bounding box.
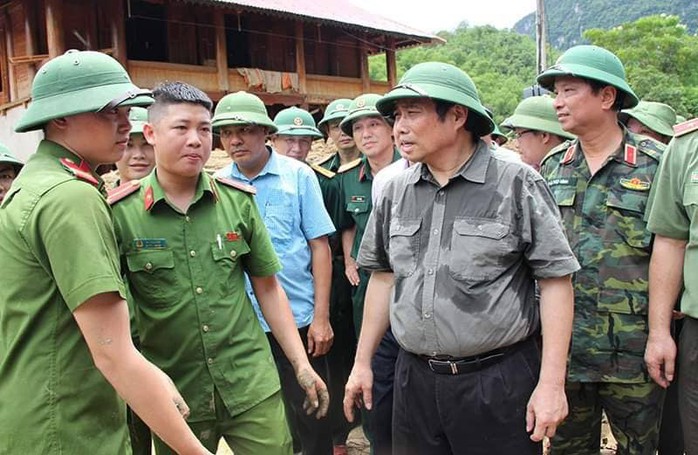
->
[548,177,576,187]
[351,195,366,203]
[691,172,698,184]
[133,238,168,250]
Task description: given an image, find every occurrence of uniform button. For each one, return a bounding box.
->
[424,313,432,319]
[185,216,191,222]
[230,250,237,259]
[354,208,359,213]
[144,262,153,271]
[189,250,196,257]
[196,287,204,294]
[437,191,444,197]
[433,229,439,235]
[427,269,434,275]
[202,324,209,332]
[207,358,213,365]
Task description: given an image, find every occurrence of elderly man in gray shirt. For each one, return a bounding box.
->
[343,62,580,455]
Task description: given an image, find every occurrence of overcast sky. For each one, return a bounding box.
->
[349,0,537,33]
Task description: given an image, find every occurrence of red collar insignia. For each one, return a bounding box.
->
[144,186,155,211]
[624,144,637,166]
[59,157,99,187]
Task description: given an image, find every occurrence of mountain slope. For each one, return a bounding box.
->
[513,0,698,49]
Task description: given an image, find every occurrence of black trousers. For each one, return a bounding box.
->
[392,338,543,455]
[267,325,333,455]
[369,328,400,455]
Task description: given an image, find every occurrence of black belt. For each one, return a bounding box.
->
[418,337,534,375]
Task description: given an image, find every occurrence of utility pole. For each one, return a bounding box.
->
[536,0,547,74]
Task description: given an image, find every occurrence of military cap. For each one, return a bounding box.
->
[211,91,277,133]
[128,107,149,135]
[15,50,152,133]
[339,94,385,136]
[318,98,352,127]
[619,101,677,138]
[537,45,638,109]
[273,106,322,138]
[501,96,575,140]
[0,143,23,172]
[376,62,494,137]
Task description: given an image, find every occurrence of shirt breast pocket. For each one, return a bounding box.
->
[126,249,177,308]
[264,190,295,245]
[448,217,512,281]
[346,200,370,218]
[605,191,650,249]
[388,219,421,277]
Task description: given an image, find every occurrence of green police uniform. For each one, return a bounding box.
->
[540,130,665,454]
[337,149,401,334]
[110,172,291,454]
[0,141,130,454]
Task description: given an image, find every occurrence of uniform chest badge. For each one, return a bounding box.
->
[690,172,698,183]
[133,238,168,250]
[351,195,366,203]
[619,177,650,191]
[226,231,240,241]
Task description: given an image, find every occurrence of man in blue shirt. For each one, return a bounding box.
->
[213,91,335,455]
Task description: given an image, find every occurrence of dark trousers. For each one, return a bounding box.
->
[679,316,698,454]
[267,326,333,455]
[658,318,684,455]
[369,328,400,455]
[392,339,542,455]
[327,255,358,445]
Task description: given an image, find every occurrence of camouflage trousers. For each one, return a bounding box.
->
[550,381,664,455]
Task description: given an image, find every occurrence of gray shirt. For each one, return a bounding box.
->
[357,140,579,357]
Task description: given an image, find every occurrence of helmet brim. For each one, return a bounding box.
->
[501,113,576,140]
[274,125,323,138]
[618,111,674,138]
[15,82,152,133]
[536,63,639,109]
[375,83,494,137]
[212,112,278,134]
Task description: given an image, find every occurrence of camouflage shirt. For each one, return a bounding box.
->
[540,129,665,383]
[358,140,579,357]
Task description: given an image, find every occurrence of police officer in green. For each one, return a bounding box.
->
[336,93,400,455]
[0,50,212,454]
[317,98,361,172]
[538,45,666,454]
[619,100,677,145]
[645,117,698,454]
[0,143,23,203]
[110,82,329,455]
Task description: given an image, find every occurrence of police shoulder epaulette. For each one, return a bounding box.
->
[309,162,335,179]
[107,180,141,205]
[215,176,256,194]
[673,118,698,137]
[314,153,335,167]
[337,158,362,174]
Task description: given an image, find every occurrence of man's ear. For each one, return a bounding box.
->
[142,123,156,146]
[451,105,468,130]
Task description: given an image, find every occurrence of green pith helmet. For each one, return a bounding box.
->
[339,94,385,136]
[273,106,322,138]
[536,45,638,109]
[211,91,277,133]
[15,50,152,133]
[490,123,508,141]
[129,107,149,135]
[376,62,494,137]
[501,96,575,140]
[0,143,23,172]
[619,100,677,137]
[318,98,352,128]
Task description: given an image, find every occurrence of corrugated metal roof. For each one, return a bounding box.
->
[180,0,444,48]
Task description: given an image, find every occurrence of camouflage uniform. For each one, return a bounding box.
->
[540,129,666,454]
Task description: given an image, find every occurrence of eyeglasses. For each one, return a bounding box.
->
[513,129,536,139]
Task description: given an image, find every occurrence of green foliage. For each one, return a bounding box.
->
[514,0,698,50]
[583,15,698,117]
[370,25,547,124]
